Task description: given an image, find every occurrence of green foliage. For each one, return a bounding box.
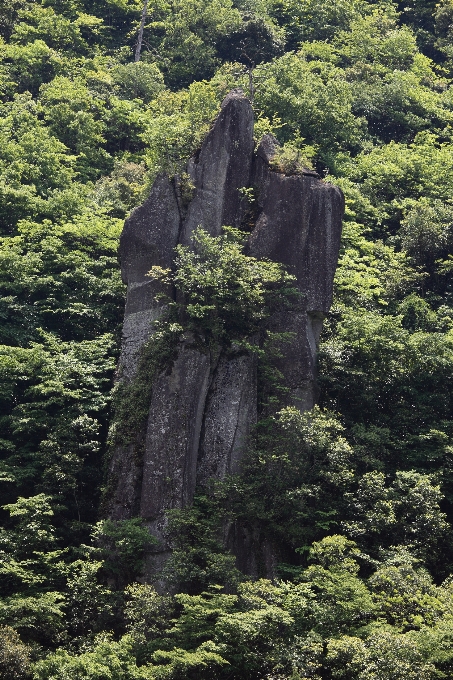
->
[222,17,285,72]
[93,162,147,218]
[213,407,355,564]
[92,518,157,585]
[143,82,222,179]
[64,558,117,640]
[0,625,31,680]
[0,333,117,515]
[369,551,446,631]
[10,6,95,55]
[343,471,450,561]
[0,591,66,647]
[268,140,316,173]
[1,494,57,558]
[0,215,124,343]
[296,536,375,637]
[320,309,453,472]
[269,0,370,49]
[435,0,453,59]
[33,634,145,680]
[111,62,165,103]
[149,226,297,343]
[0,206,124,531]
[2,0,453,676]
[332,219,420,311]
[124,584,173,661]
[6,534,452,678]
[162,496,240,593]
[253,50,362,163]
[345,134,453,229]
[42,545,453,679]
[39,76,112,181]
[325,630,438,680]
[0,495,65,644]
[0,94,78,232]
[140,0,242,88]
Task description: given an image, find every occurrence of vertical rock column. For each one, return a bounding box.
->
[108,91,257,532]
[107,91,344,575]
[139,92,255,544]
[108,176,181,520]
[249,135,344,410]
[180,89,255,243]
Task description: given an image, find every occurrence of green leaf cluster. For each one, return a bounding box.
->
[149,226,297,342]
[28,537,453,679]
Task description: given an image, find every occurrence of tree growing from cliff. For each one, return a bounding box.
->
[148,226,298,344]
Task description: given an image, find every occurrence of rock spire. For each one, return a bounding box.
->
[107,90,344,576]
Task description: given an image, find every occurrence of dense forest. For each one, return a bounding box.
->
[2,0,453,677]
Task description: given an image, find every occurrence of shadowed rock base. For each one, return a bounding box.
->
[107,90,343,580]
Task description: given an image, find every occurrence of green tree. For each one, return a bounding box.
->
[149,226,297,343]
[33,635,145,680]
[137,0,243,88]
[343,471,450,561]
[222,407,354,561]
[0,625,31,680]
[0,495,66,645]
[269,0,369,49]
[92,518,157,587]
[369,550,446,631]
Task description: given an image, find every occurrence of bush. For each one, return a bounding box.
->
[0,625,31,680]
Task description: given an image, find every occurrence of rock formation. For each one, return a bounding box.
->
[107,90,344,576]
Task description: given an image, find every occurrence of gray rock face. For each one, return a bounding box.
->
[249,134,344,410]
[197,348,257,486]
[140,338,211,521]
[107,91,343,575]
[180,89,255,243]
[118,174,181,379]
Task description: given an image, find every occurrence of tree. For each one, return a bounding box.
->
[134,0,148,62]
[0,625,31,680]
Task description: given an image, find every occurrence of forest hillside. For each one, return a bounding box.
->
[2,0,453,678]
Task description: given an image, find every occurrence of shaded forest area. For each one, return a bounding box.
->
[2,0,453,677]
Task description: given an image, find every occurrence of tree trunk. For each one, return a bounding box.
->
[134,0,149,63]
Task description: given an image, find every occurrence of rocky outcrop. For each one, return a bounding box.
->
[197,347,257,486]
[118,174,181,379]
[140,338,211,524]
[107,89,344,575]
[249,133,343,411]
[180,89,255,243]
